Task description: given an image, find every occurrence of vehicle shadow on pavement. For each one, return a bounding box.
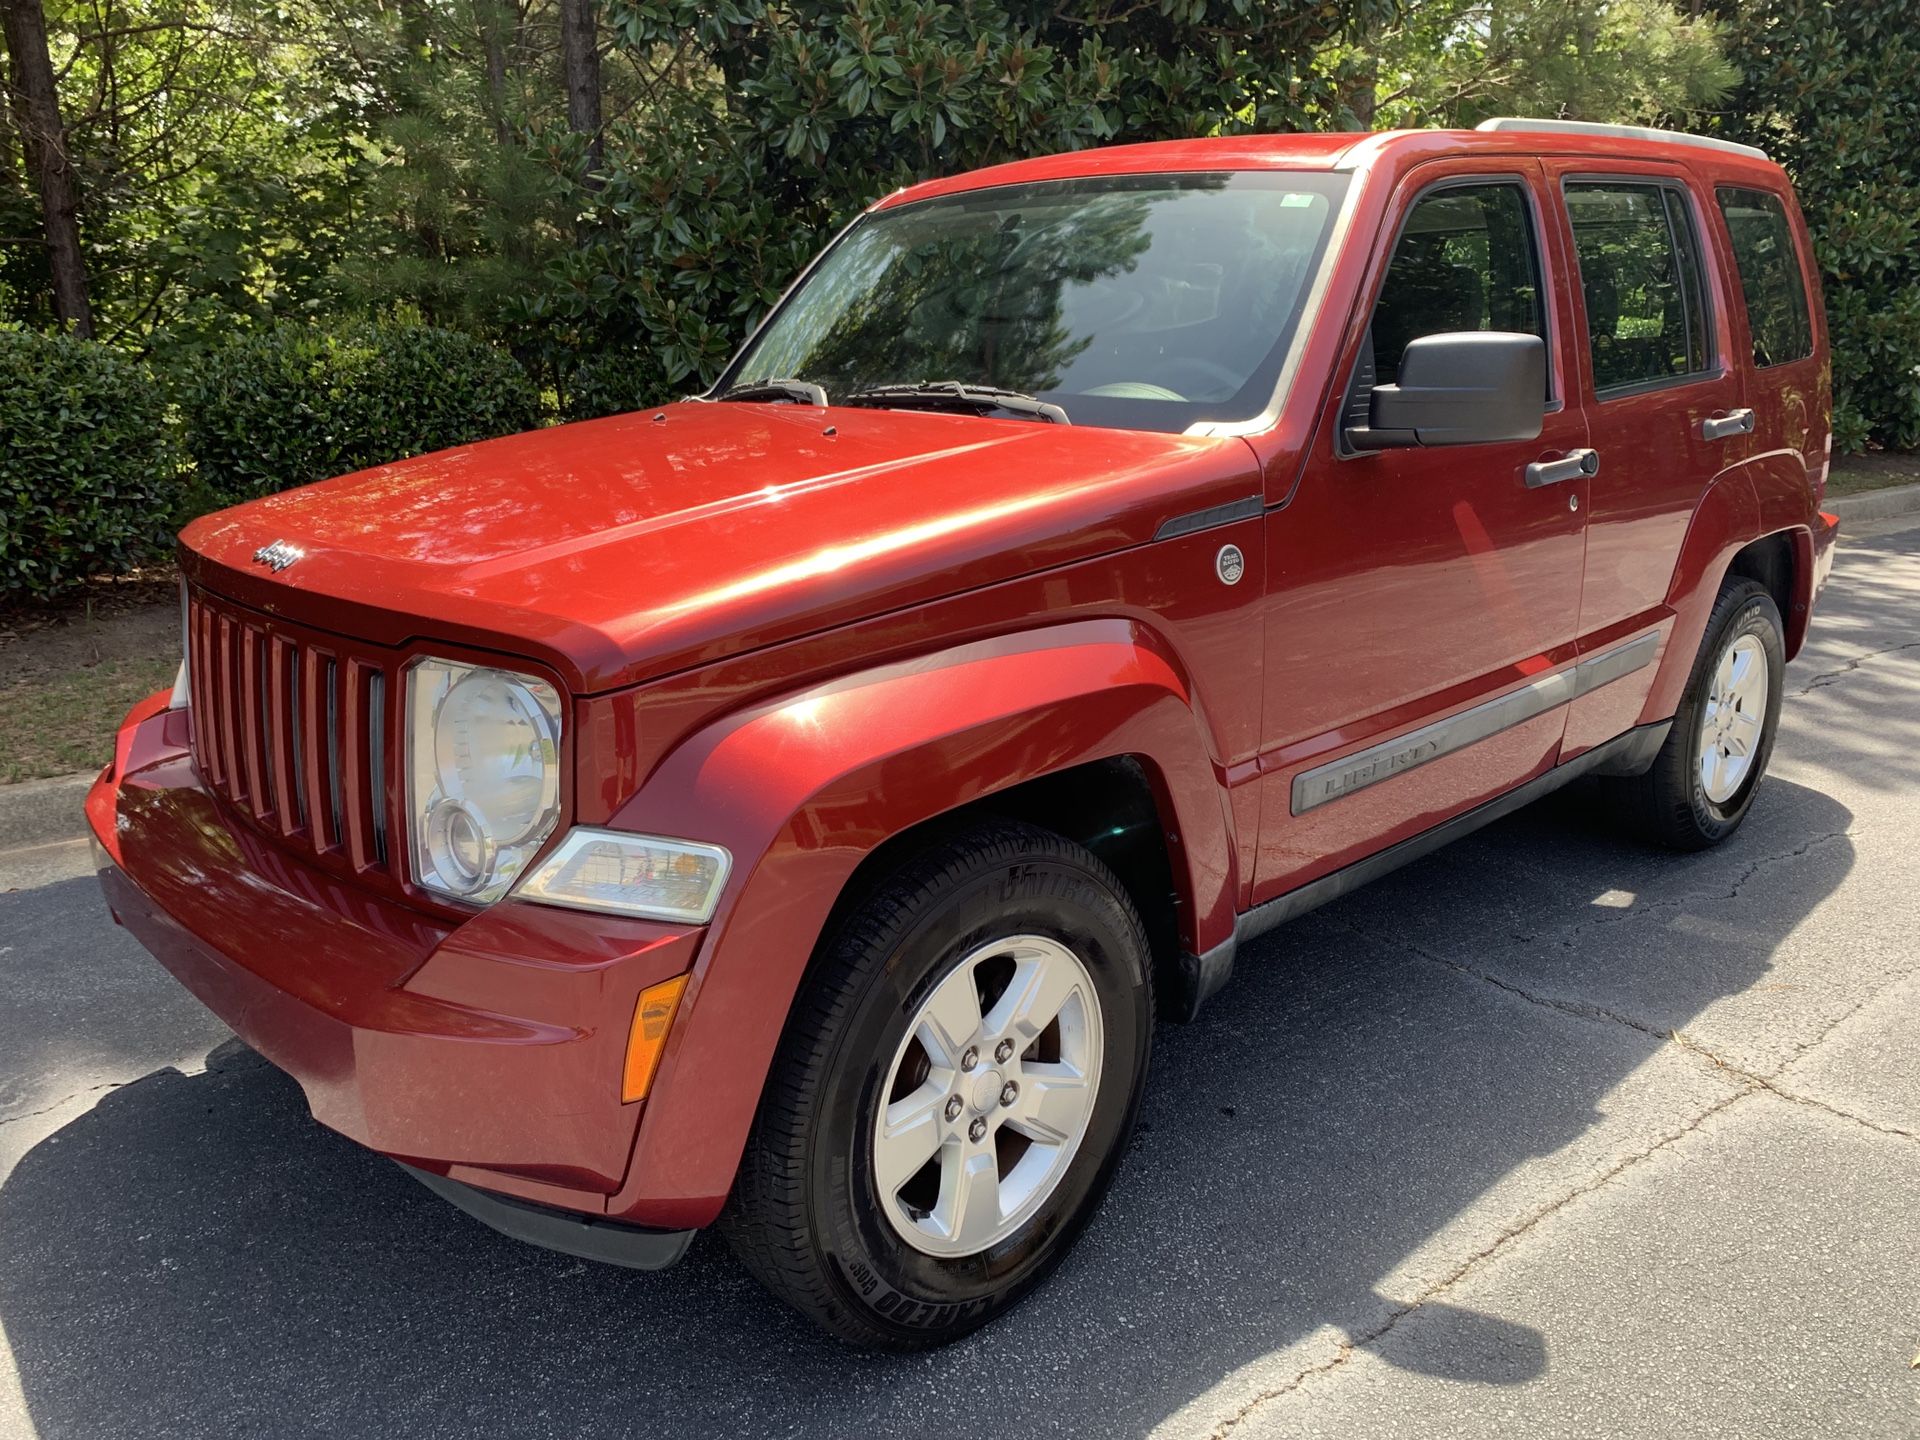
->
[0,779,1853,1440]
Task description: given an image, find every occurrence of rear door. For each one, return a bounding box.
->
[1253,160,1591,902]
[1546,162,1748,757]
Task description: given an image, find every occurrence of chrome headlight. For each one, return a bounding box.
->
[406,658,563,904]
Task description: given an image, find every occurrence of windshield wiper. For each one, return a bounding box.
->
[718,378,829,407]
[843,382,1070,425]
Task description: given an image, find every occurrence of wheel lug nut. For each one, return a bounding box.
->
[960,1046,979,1072]
[1000,1081,1019,1107]
[944,1095,963,1122]
[968,1117,987,1142]
[994,1039,1014,1064]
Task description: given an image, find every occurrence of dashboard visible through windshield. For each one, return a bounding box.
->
[720,170,1351,434]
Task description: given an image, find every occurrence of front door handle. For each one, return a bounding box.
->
[1701,408,1756,441]
[1525,448,1600,488]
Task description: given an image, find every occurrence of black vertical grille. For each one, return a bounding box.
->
[186,586,400,885]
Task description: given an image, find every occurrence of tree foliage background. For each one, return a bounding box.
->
[1709,0,1920,451]
[0,0,1913,596]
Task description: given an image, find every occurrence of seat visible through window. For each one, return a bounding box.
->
[1565,181,1713,392]
[1357,181,1546,392]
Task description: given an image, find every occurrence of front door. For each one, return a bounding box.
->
[1254,161,1591,903]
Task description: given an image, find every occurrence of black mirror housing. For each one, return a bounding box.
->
[1350,331,1546,449]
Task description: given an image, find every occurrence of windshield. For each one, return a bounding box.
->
[721,171,1350,434]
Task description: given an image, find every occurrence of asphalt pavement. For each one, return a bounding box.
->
[2,517,1917,1440]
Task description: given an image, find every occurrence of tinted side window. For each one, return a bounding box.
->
[1566,182,1713,392]
[1717,187,1814,367]
[1367,182,1546,391]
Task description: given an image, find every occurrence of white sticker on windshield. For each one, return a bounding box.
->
[1280,193,1317,207]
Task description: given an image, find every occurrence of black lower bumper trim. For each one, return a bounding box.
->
[402,1164,695,1271]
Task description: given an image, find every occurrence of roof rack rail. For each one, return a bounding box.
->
[1474,117,1768,162]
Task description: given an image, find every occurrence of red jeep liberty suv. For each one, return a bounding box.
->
[90,118,1839,1347]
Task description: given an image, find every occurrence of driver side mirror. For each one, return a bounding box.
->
[1346,331,1546,451]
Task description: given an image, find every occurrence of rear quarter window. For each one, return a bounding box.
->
[1716,187,1815,367]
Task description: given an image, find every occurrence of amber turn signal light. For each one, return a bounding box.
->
[621,972,690,1103]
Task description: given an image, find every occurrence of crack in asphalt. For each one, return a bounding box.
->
[1352,915,1919,1151]
[1398,829,1859,953]
[1766,960,1920,1075]
[1329,912,1672,1042]
[1769,1086,1920,1144]
[1207,932,1914,1435]
[1546,829,1857,942]
[1361,892,1920,1152]
[0,1048,267,1131]
[1791,639,1920,695]
[1218,829,1920,1436]
[0,1079,132,1129]
[1326,827,1860,1010]
[1668,1032,1920,1146]
[1207,1085,1759,1437]
[1398,926,1920,1150]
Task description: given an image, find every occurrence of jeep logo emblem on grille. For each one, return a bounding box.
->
[253,539,305,573]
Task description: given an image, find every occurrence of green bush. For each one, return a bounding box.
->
[558,348,672,422]
[0,331,184,602]
[1713,0,1920,451]
[177,321,542,505]
[522,0,1396,403]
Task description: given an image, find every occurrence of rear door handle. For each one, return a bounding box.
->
[1701,408,1756,441]
[1525,448,1600,488]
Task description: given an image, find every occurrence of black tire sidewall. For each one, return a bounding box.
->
[805,848,1151,1341]
[1679,587,1786,837]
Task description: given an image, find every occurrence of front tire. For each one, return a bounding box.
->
[1611,577,1785,849]
[723,819,1154,1349]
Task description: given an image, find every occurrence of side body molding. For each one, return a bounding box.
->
[602,618,1237,1228]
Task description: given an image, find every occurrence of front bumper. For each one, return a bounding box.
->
[89,698,705,1230]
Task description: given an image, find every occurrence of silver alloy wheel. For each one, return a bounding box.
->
[873,935,1104,1258]
[1699,632,1768,803]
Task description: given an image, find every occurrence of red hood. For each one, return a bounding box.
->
[180,402,1262,693]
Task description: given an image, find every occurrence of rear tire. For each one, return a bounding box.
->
[1609,577,1784,849]
[723,819,1154,1349]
